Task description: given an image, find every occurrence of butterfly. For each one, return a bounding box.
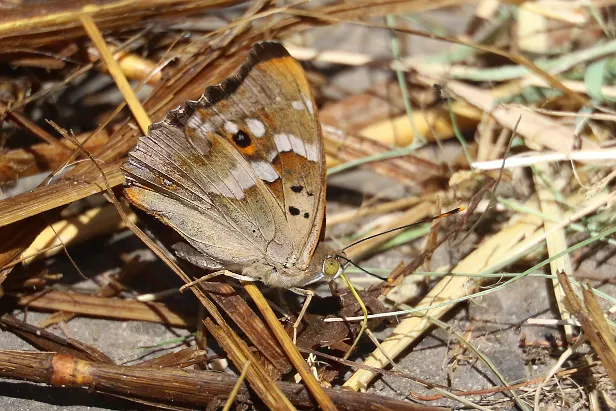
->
[122,42,346,296]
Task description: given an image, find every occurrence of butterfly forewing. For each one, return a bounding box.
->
[181,43,325,270]
[123,42,325,275]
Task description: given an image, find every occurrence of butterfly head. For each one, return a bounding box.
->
[299,242,347,286]
[323,256,343,279]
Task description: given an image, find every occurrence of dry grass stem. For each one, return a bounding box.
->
[533,163,575,341]
[0,162,125,228]
[205,318,296,411]
[344,199,545,390]
[243,282,338,411]
[559,273,616,384]
[79,14,151,134]
[21,205,136,264]
[328,194,439,227]
[473,149,616,170]
[357,106,479,147]
[17,290,192,327]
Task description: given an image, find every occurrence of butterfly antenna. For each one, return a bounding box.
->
[336,254,390,282]
[341,206,466,252]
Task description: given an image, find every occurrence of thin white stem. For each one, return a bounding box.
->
[472,150,616,170]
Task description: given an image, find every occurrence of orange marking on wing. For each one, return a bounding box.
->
[184,124,199,139]
[268,57,307,82]
[265,177,284,200]
[234,140,256,156]
[196,107,210,118]
[124,187,142,204]
[272,152,301,176]
[124,186,151,213]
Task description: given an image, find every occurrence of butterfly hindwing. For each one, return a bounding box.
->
[125,117,294,271]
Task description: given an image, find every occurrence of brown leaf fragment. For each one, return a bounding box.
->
[339,289,390,330]
[296,291,389,351]
[296,312,350,350]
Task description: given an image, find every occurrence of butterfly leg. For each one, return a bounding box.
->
[289,287,314,344]
[180,270,227,292]
[180,270,257,292]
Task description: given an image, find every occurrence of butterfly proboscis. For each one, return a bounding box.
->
[333,206,465,359]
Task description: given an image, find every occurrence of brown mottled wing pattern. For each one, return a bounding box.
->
[123,42,325,273]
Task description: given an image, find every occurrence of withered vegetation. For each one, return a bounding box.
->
[0,1,615,410]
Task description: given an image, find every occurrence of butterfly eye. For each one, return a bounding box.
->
[323,257,341,277]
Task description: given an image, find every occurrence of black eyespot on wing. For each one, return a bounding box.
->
[291,185,303,193]
[303,212,309,219]
[289,206,300,216]
[307,191,314,197]
[232,130,251,148]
